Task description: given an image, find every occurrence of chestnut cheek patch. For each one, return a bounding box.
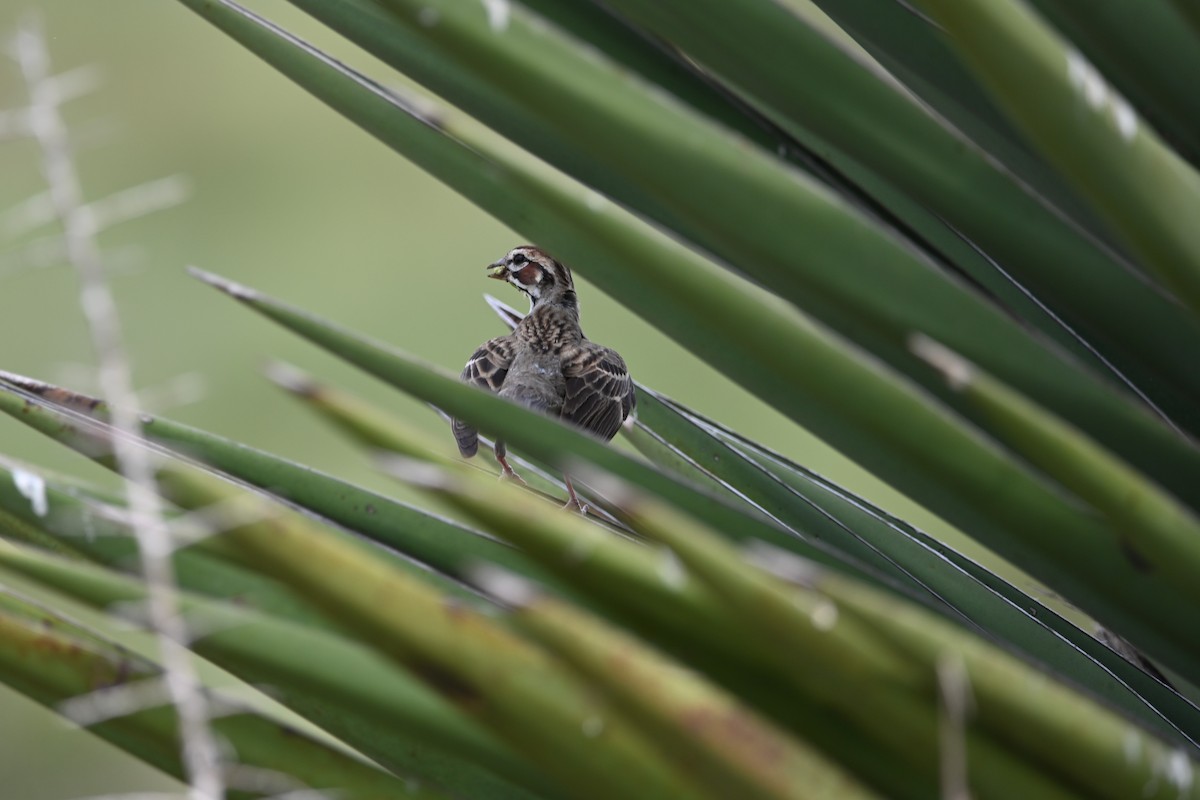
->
[515,264,542,285]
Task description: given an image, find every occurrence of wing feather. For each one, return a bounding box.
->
[453,335,515,456]
[561,343,635,443]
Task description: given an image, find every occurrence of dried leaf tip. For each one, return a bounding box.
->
[909,334,974,391]
[468,564,538,609]
[262,361,318,398]
[0,368,46,390]
[187,266,257,300]
[742,540,824,588]
[375,454,453,491]
[0,369,105,410]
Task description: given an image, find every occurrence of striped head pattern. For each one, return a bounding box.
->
[487,245,576,308]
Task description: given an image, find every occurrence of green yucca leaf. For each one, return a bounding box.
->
[6,1,1200,796]
[0,586,436,800]
[916,0,1200,312]
[702,416,1200,744]
[837,579,1198,800]
[916,337,1200,601]
[152,467,707,800]
[482,570,878,800]
[802,1,1043,161]
[1025,0,1200,163]
[598,0,1200,434]
[0,503,90,561]
[287,0,1062,372]
[629,386,1200,743]
[285,0,794,201]
[378,450,1061,796]
[0,371,554,598]
[481,293,1198,741]
[183,272,902,586]
[1173,0,1200,36]
[184,266,1200,687]
[264,359,592,512]
[0,542,551,800]
[377,452,748,657]
[0,458,340,627]
[615,489,1200,800]
[177,0,1200,500]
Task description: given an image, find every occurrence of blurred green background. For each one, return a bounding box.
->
[0,2,1001,796]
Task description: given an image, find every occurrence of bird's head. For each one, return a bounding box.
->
[487,245,576,308]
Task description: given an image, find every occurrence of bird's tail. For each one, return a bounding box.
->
[452,418,478,457]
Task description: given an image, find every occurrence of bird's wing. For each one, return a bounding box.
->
[453,335,515,456]
[561,342,635,443]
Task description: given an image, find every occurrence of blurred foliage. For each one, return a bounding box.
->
[0,2,951,796]
[1,0,1200,798]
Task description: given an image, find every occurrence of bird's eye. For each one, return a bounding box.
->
[510,253,528,265]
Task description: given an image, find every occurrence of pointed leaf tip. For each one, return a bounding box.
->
[374,453,456,491]
[468,564,540,609]
[187,265,258,300]
[262,360,318,398]
[0,369,107,414]
[909,334,974,391]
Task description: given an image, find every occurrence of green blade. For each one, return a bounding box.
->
[1026,0,1200,164]
[488,573,879,800]
[263,360,619,520]
[916,0,1200,312]
[627,385,1200,746]
[293,0,1102,383]
[185,269,1200,684]
[647,392,1200,746]
[0,457,345,627]
[0,543,554,800]
[152,467,707,800]
[0,370,567,597]
[174,0,1200,501]
[0,588,442,800]
[616,488,1200,800]
[916,337,1200,606]
[592,0,1200,431]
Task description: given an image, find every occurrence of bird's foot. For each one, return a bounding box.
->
[499,468,529,487]
[563,475,588,514]
[562,497,589,515]
[495,452,528,486]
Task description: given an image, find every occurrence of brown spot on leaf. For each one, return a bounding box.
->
[406,657,482,710]
[1119,538,1153,572]
[678,705,786,769]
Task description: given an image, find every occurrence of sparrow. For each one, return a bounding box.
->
[452,245,635,511]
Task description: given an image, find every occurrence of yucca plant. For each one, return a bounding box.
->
[3,0,1200,797]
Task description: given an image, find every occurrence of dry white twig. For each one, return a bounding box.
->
[58,676,174,728]
[3,176,188,239]
[11,16,225,800]
[937,654,974,800]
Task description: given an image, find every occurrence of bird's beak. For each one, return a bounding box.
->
[486,260,508,280]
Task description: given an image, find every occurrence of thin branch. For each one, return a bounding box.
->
[937,654,974,800]
[59,676,173,727]
[12,17,225,800]
[3,175,189,239]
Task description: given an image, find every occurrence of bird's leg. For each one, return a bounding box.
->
[496,453,527,486]
[563,474,589,515]
[494,442,528,486]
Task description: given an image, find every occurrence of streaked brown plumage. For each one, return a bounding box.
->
[453,245,635,510]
